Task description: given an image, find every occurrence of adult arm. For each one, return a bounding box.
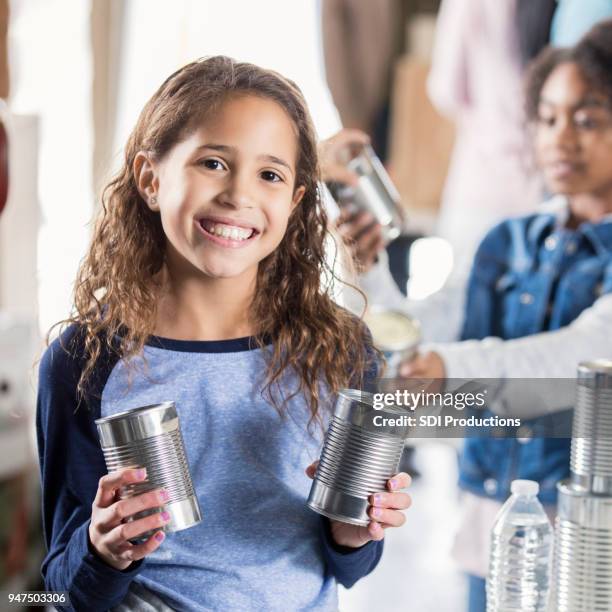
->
[429,293,612,416]
[358,249,467,343]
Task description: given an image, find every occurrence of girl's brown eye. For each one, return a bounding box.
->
[200,159,225,170]
[575,115,598,130]
[537,114,555,127]
[261,170,282,183]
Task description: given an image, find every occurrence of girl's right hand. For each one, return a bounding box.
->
[88,467,171,570]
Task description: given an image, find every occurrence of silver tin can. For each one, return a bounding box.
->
[307,389,410,526]
[95,401,202,535]
[346,144,405,243]
[570,360,612,495]
[553,480,612,611]
[363,307,421,377]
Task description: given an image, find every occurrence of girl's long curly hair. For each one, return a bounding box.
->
[53,56,376,422]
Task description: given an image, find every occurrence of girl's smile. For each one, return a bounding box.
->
[196,215,261,248]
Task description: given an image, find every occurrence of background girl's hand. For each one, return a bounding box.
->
[336,209,385,272]
[88,467,170,570]
[305,462,411,548]
[318,128,370,185]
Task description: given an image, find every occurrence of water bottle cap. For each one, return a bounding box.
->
[511,479,539,496]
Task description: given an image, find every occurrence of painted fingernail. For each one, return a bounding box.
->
[155,531,165,542]
[390,478,398,490]
[159,489,170,502]
[374,493,383,505]
[136,468,147,480]
[373,507,382,518]
[161,511,171,521]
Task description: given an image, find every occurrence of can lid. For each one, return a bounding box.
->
[578,360,612,388]
[95,401,177,447]
[511,479,539,496]
[95,401,175,425]
[363,308,421,353]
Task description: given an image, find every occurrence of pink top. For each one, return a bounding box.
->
[427,0,543,269]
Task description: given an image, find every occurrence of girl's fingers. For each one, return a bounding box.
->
[326,164,359,186]
[388,472,411,492]
[338,211,375,237]
[107,509,171,545]
[354,220,380,246]
[399,357,422,378]
[370,491,412,510]
[94,468,147,508]
[369,506,407,527]
[98,488,169,531]
[115,530,166,563]
[331,128,371,147]
[367,521,385,541]
[305,460,319,479]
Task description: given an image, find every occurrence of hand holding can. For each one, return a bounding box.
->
[306,461,411,548]
[87,467,169,570]
[95,402,202,542]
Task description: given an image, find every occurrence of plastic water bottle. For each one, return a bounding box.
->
[486,479,553,611]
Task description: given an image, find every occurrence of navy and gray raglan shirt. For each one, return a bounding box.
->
[36,324,383,611]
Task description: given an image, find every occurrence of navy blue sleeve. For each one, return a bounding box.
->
[36,325,142,611]
[319,517,384,588]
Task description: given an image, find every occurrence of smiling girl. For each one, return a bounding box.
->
[36,57,411,611]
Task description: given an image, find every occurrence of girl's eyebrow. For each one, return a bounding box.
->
[539,96,612,111]
[196,144,293,175]
[260,154,293,175]
[578,97,612,111]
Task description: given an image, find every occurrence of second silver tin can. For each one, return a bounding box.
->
[307,389,410,526]
[553,480,612,611]
[346,144,405,243]
[570,359,612,495]
[95,401,202,536]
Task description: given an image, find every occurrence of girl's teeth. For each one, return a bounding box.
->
[205,222,253,240]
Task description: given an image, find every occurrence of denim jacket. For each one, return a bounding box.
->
[458,199,612,504]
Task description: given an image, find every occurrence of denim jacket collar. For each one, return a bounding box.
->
[528,195,612,256]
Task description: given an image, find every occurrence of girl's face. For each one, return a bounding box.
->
[535,62,612,200]
[141,94,305,281]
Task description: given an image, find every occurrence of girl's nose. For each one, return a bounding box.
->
[217,175,254,209]
[553,118,580,152]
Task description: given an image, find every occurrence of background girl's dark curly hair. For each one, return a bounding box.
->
[51,56,376,421]
[525,19,612,121]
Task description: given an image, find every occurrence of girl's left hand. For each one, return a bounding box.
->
[305,463,412,548]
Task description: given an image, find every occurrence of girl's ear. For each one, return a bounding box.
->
[134,151,160,211]
[292,185,306,210]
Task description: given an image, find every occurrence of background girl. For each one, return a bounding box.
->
[36,56,411,611]
[401,21,612,612]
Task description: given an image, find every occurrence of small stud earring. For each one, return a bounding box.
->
[150,195,157,206]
